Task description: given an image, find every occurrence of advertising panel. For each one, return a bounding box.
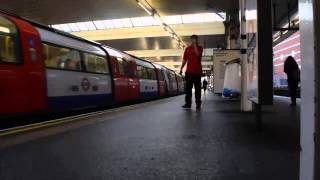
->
[213,50,240,94]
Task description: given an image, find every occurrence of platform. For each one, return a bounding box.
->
[0,93,299,180]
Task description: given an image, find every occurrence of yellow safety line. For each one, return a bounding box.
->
[0,97,173,137]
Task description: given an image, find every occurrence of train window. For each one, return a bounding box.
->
[0,16,20,64]
[127,62,136,78]
[117,57,126,76]
[137,65,148,79]
[43,43,82,71]
[158,70,164,81]
[147,68,157,80]
[83,53,109,74]
[137,65,143,78]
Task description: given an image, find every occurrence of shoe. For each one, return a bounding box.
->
[182,104,191,109]
[290,102,297,107]
[196,104,201,109]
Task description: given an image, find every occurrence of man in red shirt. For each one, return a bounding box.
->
[179,35,203,109]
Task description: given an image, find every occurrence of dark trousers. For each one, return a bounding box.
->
[185,73,202,106]
[288,78,298,104]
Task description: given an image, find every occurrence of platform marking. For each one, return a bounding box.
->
[0,96,179,137]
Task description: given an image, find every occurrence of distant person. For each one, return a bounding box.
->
[203,79,208,93]
[179,35,203,109]
[284,56,300,106]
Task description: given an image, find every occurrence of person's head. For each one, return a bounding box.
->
[190,35,198,45]
[286,56,295,62]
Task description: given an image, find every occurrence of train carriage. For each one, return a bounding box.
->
[38,28,113,111]
[151,63,166,97]
[176,74,185,94]
[0,13,47,114]
[167,69,179,95]
[135,58,159,99]
[103,46,140,103]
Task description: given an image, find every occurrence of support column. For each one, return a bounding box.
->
[225,11,240,49]
[299,0,317,180]
[239,0,253,112]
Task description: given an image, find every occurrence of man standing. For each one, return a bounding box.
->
[284,56,300,106]
[179,35,203,109]
[203,79,208,93]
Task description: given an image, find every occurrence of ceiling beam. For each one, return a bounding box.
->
[72,22,224,41]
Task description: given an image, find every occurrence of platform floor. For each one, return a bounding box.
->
[0,93,299,180]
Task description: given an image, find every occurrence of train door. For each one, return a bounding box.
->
[111,56,129,102]
[126,60,139,101]
[0,14,46,114]
[161,69,169,96]
[170,71,178,95]
[157,68,165,96]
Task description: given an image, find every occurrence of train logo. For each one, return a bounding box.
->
[81,78,91,91]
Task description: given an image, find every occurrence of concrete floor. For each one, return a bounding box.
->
[0,93,300,180]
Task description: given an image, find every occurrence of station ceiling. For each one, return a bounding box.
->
[0,0,297,25]
[0,0,238,25]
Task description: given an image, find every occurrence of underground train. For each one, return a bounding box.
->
[0,11,185,116]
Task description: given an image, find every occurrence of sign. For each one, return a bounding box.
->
[213,50,240,94]
[81,78,91,91]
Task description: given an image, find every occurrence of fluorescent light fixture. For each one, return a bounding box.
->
[203,13,222,22]
[52,25,62,30]
[282,23,289,28]
[68,23,80,31]
[112,18,133,28]
[60,24,72,32]
[181,14,195,23]
[163,15,182,25]
[137,1,153,16]
[93,20,106,30]
[51,12,225,32]
[273,36,281,42]
[102,20,114,29]
[84,22,96,30]
[273,31,281,38]
[0,26,10,33]
[121,18,133,28]
[131,17,155,27]
[76,22,89,31]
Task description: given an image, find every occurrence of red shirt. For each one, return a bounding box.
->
[183,45,203,74]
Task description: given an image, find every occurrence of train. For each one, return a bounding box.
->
[273,31,301,89]
[0,11,185,116]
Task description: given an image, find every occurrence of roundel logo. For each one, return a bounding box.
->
[81,78,91,91]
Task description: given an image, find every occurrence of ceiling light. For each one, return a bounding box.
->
[60,24,72,32]
[137,1,153,16]
[84,22,96,30]
[76,22,89,31]
[93,21,106,30]
[102,20,114,29]
[68,23,80,31]
[273,36,281,42]
[0,26,10,33]
[273,31,281,38]
[52,25,62,30]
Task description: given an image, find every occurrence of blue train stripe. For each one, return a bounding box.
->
[48,94,113,111]
[140,91,158,99]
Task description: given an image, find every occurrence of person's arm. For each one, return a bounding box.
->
[180,48,188,75]
[180,59,187,75]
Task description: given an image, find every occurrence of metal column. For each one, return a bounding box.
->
[239,0,253,112]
